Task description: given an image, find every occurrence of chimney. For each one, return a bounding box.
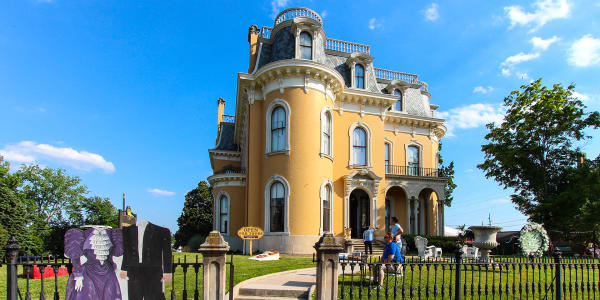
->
[248,25,260,73]
[577,153,587,168]
[217,98,226,126]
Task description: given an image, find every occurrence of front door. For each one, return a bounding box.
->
[349,189,370,238]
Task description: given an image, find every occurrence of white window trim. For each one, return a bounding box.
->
[348,121,373,168]
[394,89,403,111]
[295,30,314,60]
[319,179,334,235]
[265,99,291,155]
[350,63,367,90]
[384,138,394,172]
[215,191,230,236]
[405,140,424,168]
[264,174,290,235]
[320,106,333,161]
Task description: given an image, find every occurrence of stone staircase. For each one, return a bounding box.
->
[347,239,385,257]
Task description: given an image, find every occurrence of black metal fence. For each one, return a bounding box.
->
[337,250,600,299]
[2,237,235,300]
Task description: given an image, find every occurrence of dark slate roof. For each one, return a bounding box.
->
[215,122,239,151]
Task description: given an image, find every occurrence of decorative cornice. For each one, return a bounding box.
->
[207,173,246,189]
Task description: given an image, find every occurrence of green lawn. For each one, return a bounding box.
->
[0,252,314,299]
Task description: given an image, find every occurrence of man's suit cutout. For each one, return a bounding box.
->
[121,221,172,300]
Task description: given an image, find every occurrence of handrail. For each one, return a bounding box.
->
[385,165,444,177]
[260,26,272,39]
[275,7,322,25]
[374,68,418,82]
[325,38,370,54]
[222,115,235,123]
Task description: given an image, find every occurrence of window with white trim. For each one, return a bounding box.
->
[219,195,229,234]
[299,32,312,60]
[322,111,332,156]
[353,127,367,165]
[271,106,286,152]
[408,145,420,176]
[269,181,285,232]
[384,142,391,173]
[394,89,402,111]
[355,64,365,89]
[322,184,332,232]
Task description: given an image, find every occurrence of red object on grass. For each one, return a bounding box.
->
[26,265,69,279]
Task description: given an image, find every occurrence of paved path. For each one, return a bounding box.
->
[232,267,318,299]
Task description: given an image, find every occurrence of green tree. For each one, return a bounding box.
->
[174,180,213,250]
[568,156,600,232]
[0,157,32,255]
[81,196,119,228]
[438,142,457,206]
[478,79,600,230]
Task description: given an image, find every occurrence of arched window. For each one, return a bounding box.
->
[322,111,332,156]
[353,127,367,165]
[384,142,391,173]
[269,181,285,232]
[299,32,312,60]
[219,195,229,234]
[408,145,420,176]
[355,64,365,89]
[322,184,331,232]
[271,106,286,152]
[394,89,402,111]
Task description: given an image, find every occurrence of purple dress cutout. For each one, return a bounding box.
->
[64,227,123,300]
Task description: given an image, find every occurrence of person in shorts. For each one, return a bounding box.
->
[376,233,403,287]
[362,226,375,256]
[390,216,404,249]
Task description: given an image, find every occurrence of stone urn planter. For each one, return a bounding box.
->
[469,226,502,263]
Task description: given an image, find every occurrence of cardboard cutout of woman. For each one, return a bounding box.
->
[64,226,123,300]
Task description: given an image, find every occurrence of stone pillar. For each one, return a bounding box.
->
[314,233,344,300]
[198,231,230,300]
[4,236,20,300]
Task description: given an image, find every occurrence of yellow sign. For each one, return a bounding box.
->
[238,226,264,240]
[237,226,264,256]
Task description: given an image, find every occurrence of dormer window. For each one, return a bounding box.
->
[299,32,312,60]
[355,64,365,89]
[394,89,403,111]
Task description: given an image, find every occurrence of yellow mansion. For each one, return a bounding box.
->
[207,8,448,254]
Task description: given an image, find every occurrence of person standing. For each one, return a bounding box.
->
[362,226,375,256]
[390,216,404,249]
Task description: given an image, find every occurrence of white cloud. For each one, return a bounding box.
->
[492,198,511,204]
[0,141,115,173]
[320,10,327,19]
[502,52,541,65]
[516,72,531,81]
[473,86,494,94]
[465,168,474,173]
[530,36,560,50]
[368,18,383,30]
[270,0,290,18]
[504,0,570,31]
[147,188,175,197]
[437,103,504,137]
[424,3,439,21]
[501,68,511,76]
[568,34,600,67]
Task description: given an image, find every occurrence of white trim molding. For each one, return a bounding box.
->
[343,169,382,229]
[207,173,246,189]
[264,174,291,234]
[320,106,334,160]
[405,140,424,169]
[215,191,231,236]
[348,121,373,168]
[265,98,291,156]
[384,138,394,172]
[319,179,334,235]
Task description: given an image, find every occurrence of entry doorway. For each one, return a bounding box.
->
[349,189,370,238]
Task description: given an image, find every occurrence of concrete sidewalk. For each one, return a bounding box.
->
[229,267,318,300]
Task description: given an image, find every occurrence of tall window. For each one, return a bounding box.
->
[384,142,391,173]
[322,184,331,232]
[299,32,312,60]
[394,89,402,111]
[322,111,332,156]
[219,195,229,234]
[271,106,286,152]
[270,182,285,232]
[355,64,365,89]
[353,127,367,165]
[408,145,420,176]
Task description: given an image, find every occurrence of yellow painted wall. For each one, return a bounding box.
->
[212,159,241,173]
[214,185,246,236]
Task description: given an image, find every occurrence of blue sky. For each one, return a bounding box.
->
[1,0,599,233]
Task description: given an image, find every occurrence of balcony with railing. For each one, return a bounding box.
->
[222,114,235,123]
[214,166,246,175]
[274,7,322,26]
[385,165,445,178]
[374,68,428,92]
[325,38,370,54]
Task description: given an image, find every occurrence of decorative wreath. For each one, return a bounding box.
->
[519,222,550,257]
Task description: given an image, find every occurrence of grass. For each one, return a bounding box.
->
[0,252,314,299]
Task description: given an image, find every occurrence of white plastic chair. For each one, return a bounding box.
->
[415,236,436,259]
[461,245,479,259]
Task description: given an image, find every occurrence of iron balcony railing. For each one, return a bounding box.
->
[385,165,445,177]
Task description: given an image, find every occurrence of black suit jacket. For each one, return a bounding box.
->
[122,222,172,273]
